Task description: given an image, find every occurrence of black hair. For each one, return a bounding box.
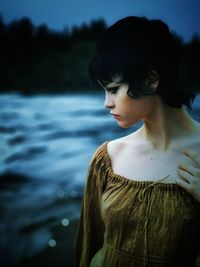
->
[88,16,195,108]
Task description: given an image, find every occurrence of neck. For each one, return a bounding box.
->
[141,100,198,151]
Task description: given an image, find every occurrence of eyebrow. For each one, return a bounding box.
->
[106,83,121,89]
[97,80,121,90]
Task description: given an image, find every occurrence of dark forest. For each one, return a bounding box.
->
[0,16,200,94]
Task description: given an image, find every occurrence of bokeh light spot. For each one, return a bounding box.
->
[61,218,70,227]
[48,239,57,247]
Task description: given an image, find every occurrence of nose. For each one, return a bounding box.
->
[104,92,115,109]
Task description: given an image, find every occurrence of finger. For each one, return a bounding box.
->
[177,168,192,184]
[178,163,197,176]
[182,149,200,167]
[176,175,192,192]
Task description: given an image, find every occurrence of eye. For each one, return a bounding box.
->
[107,86,119,94]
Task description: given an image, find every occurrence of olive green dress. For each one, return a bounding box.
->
[75,141,200,267]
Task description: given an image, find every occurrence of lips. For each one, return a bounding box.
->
[111,113,120,119]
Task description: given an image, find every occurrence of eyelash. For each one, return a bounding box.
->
[106,87,119,94]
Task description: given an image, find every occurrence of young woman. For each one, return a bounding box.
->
[75,16,200,267]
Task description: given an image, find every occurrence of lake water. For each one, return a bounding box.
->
[0,92,200,266]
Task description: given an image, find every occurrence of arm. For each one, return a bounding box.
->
[74,148,106,267]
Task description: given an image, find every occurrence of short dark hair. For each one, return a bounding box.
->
[88,16,195,108]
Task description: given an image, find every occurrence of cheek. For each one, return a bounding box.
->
[117,94,133,108]
[125,101,147,120]
[122,98,140,113]
[117,93,150,118]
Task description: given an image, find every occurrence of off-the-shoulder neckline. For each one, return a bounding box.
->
[101,140,181,189]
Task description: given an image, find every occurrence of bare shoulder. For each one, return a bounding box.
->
[107,129,142,159]
[107,138,124,159]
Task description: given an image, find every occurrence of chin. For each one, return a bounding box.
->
[117,121,134,129]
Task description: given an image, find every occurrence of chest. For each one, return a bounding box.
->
[112,149,190,182]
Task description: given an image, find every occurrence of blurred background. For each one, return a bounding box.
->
[0,0,200,266]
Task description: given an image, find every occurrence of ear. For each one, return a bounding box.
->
[148,70,159,91]
[151,79,159,91]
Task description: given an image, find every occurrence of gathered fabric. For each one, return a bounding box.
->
[74,141,200,267]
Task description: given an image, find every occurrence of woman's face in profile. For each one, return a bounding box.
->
[103,78,158,128]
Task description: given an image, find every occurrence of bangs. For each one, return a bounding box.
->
[89,45,147,89]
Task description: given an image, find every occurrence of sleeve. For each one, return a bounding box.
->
[74,144,106,267]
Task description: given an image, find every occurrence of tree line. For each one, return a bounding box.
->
[0,16,106,94]
[0,15,199,94]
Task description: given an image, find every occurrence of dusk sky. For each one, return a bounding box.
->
[0,0,200,42]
